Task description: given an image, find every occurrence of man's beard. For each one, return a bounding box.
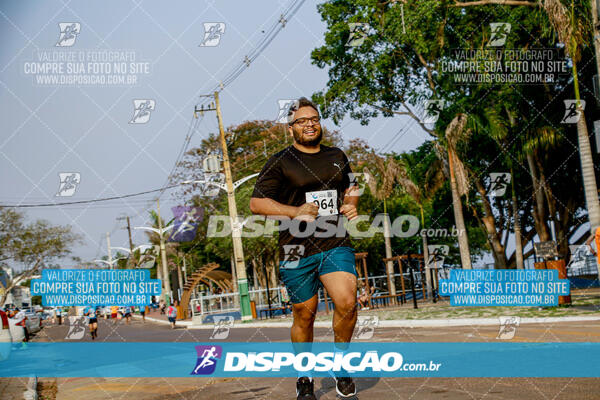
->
[293,127,322,146]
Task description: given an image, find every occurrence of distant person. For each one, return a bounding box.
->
[110,306,118,324]
[123,306,132,325]
[167,303,177,329]
[140,305,147,323]
[585,226,600,264]
[56,307,62,325]
[83,306,98,340]
[357,283,371,310]
[159,299,166,315]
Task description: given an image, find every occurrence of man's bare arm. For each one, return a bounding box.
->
[339,185,359,220]
[250,197,318,220]
[585,235,594,246]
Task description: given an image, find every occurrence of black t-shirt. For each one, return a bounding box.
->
[251,144,355,260]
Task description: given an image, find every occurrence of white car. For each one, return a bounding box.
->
[24,312,41,334]
[0,310,12,360]
[8,318,25,343]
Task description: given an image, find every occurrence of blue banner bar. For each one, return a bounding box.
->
[439,269,570,306]
[0,342,598,377]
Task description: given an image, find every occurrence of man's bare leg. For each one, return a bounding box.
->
[291,294,318,342]
[319,271,357,343]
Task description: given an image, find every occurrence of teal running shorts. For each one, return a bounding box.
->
[279,246,357,304]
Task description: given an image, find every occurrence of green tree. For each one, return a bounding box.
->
[0,207,81,305]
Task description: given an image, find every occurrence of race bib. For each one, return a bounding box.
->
[306,190,338,216]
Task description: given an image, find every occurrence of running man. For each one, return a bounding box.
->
[83,306,98,340]
[140,305,147,323]
[110,305,118,324]
[250,97,359,399]
[123,306,132,325]
[56,307,62,325]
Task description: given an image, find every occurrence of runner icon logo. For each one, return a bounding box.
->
[427,245,449,268]
[191,345,222,375]
[497,316,520,340]
[56,23,80,47]
[346,23,370,47]
[129,99,156,124]
[487,173,511,197]
[354,315,379,340]
[65,316,87,340]
[422,100,444,123]
[199,23,225,47]
[210,316,234,340]
[282,245,305,269]
[276,99,295,123]
[348,172,371,196]
[56,172,81,197]
[488,23,511,47]
[561,100,585,124]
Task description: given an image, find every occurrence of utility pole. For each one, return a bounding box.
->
[156,199,172,304]
[215,92,252,320]
[117,215,135,267]
[195,92,252,320]
[106,232,112,269]
[126,216,133,253]
[176,253,184,302]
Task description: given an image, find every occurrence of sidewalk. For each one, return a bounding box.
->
[137,311,600,329]
[0,377,36,400]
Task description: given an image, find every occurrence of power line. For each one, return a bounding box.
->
[153,0,307,204]
[0,184,181,208]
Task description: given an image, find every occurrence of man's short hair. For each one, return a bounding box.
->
[287,97,320,125]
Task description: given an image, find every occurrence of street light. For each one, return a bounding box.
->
[181,172,259,320]
[182,173,259,192]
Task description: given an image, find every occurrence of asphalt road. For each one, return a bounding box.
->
[34,315,600,343]
[15,318,600,399]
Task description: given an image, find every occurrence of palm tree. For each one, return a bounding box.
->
[396,152,445,297]
[144,210,178,284]
[443,113,473,269]
[469,105,525,269]
[364,153,402,298]
[543,0,600,250]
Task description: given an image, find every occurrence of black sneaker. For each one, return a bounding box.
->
[334,376,356,398]
[296,377,316,400]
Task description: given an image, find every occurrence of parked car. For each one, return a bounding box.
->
[24,312,41,334]
[0,309,12,360]
[8,318,25,343]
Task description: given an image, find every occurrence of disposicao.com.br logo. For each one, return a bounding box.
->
[190,346,441,376]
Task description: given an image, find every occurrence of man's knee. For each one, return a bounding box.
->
[293,306,316,327]
[334,296,357,315]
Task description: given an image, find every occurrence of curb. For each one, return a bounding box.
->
[137,314,600,329]
[23,376,37,400]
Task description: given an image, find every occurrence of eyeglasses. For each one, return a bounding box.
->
[289,116,321,126]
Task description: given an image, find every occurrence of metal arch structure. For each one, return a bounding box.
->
[204,270,234,292]
[180,262,221,319]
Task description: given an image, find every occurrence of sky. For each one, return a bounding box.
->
[0,0,431,265]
